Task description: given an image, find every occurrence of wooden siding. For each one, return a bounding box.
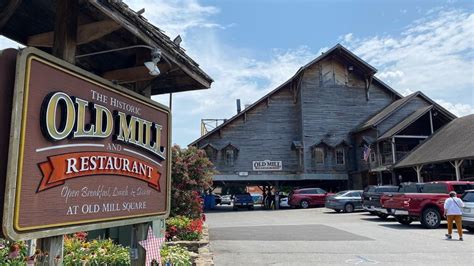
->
[300,59,394,174]
[197,86,300,174]
[376,96,430,135]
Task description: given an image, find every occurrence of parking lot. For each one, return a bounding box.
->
[206,206,474,265]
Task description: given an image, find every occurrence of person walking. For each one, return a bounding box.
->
[444,191,465,241]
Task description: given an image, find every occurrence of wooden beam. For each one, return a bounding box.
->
[0,0,22,31]
[53,0,79,64]
[102,66,154,83]
[28,20,121,47]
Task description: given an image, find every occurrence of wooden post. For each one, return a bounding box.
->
[40,235,64,265]
[450,160,464,181]
[39,2,79,264]
[413,165,423,183]
[52,0,78,64]
[274,181,280,210]
[132,223,150,266]
[429,110,434,134]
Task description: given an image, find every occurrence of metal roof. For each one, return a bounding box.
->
[377,105,433,141]
[395,114,474,168]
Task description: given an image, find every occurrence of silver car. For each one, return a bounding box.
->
[461,190,474,232]
[325,190,363,213]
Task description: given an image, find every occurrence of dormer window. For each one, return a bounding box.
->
[222,143,239,167]
[313,147,325,164]
[225,149,234,166]
[335,147,345,165]
[201,144,218,161]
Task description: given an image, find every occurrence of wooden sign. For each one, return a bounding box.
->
[3,48,171,240]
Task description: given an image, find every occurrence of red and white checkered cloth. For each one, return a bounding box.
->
[139,227,165,265]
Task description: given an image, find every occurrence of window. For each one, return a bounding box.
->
[314,147,325,164]
[421,183,448,194]
[316,188,327,194]
[204,145,217,161]
[225,149,234,166]
[370,150,376,162]
[335,147,345,165]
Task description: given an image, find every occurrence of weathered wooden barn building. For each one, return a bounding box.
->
[190,44,459,191]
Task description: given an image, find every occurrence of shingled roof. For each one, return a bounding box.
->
[377,105,433,141]
[395,114,474,168]
[354,91,456,133]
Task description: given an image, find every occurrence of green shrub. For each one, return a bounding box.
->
[64,233,130,265]
[160,245,192,266]
[166,216,203,241]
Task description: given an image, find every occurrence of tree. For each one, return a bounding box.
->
[170,145,215,218]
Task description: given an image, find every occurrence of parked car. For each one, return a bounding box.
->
[251,193,263,204]
[214,194,222,205]
[220,194,232,205]
[325,190,363,213]
[362,185,398,216]
[371,183,424,219]
[233,193,254,210]
[461,190,474,232]
[288,188,331,208]
[279,194,290,208]
[380,181,474,229]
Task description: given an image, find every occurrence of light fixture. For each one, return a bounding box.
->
[144,48,162,76]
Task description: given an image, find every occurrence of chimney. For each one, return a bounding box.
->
[236,99,241,113]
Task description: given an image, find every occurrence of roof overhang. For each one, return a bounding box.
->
[0,0,213,95]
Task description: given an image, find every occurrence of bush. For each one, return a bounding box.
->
[160,245,192,266]
[171,145,215,218]
[0,239,29,265]
[166,216,203,241]
[63,232,130,265]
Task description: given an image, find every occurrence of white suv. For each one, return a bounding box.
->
[461,190,474,232]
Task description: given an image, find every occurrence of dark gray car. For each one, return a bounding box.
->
[325,190,363,213]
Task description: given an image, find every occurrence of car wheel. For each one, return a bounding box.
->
[344,203,355,213]
[300,200,310,209]
[466,226,474,233]
[248,206,254,210]
[395,215,412,225]
[369,211,376,215]
[421,207,441,229]
[233,207,238,211]
[376,213,389,220]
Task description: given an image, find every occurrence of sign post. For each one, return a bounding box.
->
[2,48,171,263]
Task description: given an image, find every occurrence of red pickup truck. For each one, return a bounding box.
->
[380,181,474,229]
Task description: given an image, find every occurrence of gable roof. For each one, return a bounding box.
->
[354,91,456,133]
[189,44,401,146]
[377,105,433,141]
[395,114,474,168]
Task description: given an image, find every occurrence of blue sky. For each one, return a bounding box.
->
[1,0,473,146]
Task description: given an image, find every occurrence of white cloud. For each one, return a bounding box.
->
[436,99,474,117]
[340,9,474,117]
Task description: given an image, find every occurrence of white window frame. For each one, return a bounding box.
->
[335,147,345,165]
[225,149,235,166]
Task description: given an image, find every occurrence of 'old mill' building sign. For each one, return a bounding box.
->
[3,48,170,240]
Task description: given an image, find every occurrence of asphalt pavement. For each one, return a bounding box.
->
[205,205,474,266]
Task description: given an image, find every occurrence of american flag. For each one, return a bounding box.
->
[363,145,371,162]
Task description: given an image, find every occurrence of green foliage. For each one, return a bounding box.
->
[166,216,203,241]
[0,240,30,265]
[171,145,215,218]
[160,245,192,266]
[64,233,130,265]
